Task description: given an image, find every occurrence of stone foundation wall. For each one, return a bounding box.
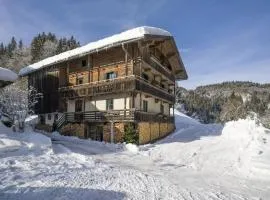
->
[57,121,175,145]
[138,122,175,144]
[150,123,160,141]
[138,122,151,144]
[103,122,125,143]
[60,123,85,138]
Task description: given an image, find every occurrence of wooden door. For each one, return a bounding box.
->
[96,126,103,141]
[75,99,83,121]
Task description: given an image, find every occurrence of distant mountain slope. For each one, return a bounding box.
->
[176,81,270,128]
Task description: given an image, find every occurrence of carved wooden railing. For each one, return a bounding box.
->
[61,109,174,124]
[139,56,175,82]
[134,111,174,123]
[59,75,175,103]
[135,77,174,102]
[66,109,135,122]
[59,76,135,97]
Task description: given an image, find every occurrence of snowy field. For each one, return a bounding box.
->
[0,111,270,199]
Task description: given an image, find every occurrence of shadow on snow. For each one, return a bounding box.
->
[0,187,126,200]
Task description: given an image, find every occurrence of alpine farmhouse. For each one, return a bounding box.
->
[19,26,188,144]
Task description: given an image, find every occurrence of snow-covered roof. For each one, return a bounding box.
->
[0,67,18,82]
[19,26,172,76]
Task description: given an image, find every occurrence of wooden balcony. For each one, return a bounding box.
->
[62,109,174,123]
[135,77,174,102]
[59,75,175,103]
[140,56,175,82]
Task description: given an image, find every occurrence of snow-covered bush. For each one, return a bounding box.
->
[0,84,42,131]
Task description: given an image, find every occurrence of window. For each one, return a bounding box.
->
[75,100,83,112]
[81,60,87,67]
[55,113,58,120]
[106,72,117,80]
[47,114,51,120]
[160,104,164,114]
[77,77,83,85]
[142,73,149,81]
[161,84,165,89]
[143,100,148,112]
[106,99,114,110]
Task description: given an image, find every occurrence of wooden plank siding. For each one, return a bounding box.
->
[28,66,59,114]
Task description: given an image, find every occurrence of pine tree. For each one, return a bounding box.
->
[123,123,138,144]
[0,43,4,56]
[19,39,23,49]
[10,37,17,51]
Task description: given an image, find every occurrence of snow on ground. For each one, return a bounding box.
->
[0,112,270,199]
[0,123,51,157]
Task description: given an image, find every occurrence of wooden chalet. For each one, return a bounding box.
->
[19,26,188,144]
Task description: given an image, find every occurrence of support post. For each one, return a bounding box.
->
[110,121,114,143]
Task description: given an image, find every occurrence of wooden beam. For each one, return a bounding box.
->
[140,40,153,47]
[144,68,151,72]
[166,52,176,59]
[154,40,164,46]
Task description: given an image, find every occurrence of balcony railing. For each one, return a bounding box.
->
[66,109,135,122]
[62,109,174,123]
[140,55,175,82]
[135,77,174,102]
[59,75,175,103]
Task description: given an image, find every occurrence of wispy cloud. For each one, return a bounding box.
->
[180,18,270,88]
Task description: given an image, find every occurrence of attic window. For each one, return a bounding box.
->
[82,60,87,67]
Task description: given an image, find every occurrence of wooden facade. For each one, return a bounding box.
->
[26,33,187,144]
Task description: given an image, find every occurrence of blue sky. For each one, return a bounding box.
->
[0,0,269,88]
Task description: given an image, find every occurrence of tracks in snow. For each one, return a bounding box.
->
[51,139,253,200]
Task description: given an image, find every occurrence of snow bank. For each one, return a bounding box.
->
[19,26,171,76]
[0,122,51,155]
[125,143,139,154]
[0,67,17,82]
[220,118,270,178]
[145,111,270,178]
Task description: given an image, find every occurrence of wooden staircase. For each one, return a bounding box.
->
[55,113,66,130]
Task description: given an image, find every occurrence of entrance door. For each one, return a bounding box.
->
[75,99,83,121]
[88,125,103,141]
[75,99,83,112]
[96,126,103,141]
